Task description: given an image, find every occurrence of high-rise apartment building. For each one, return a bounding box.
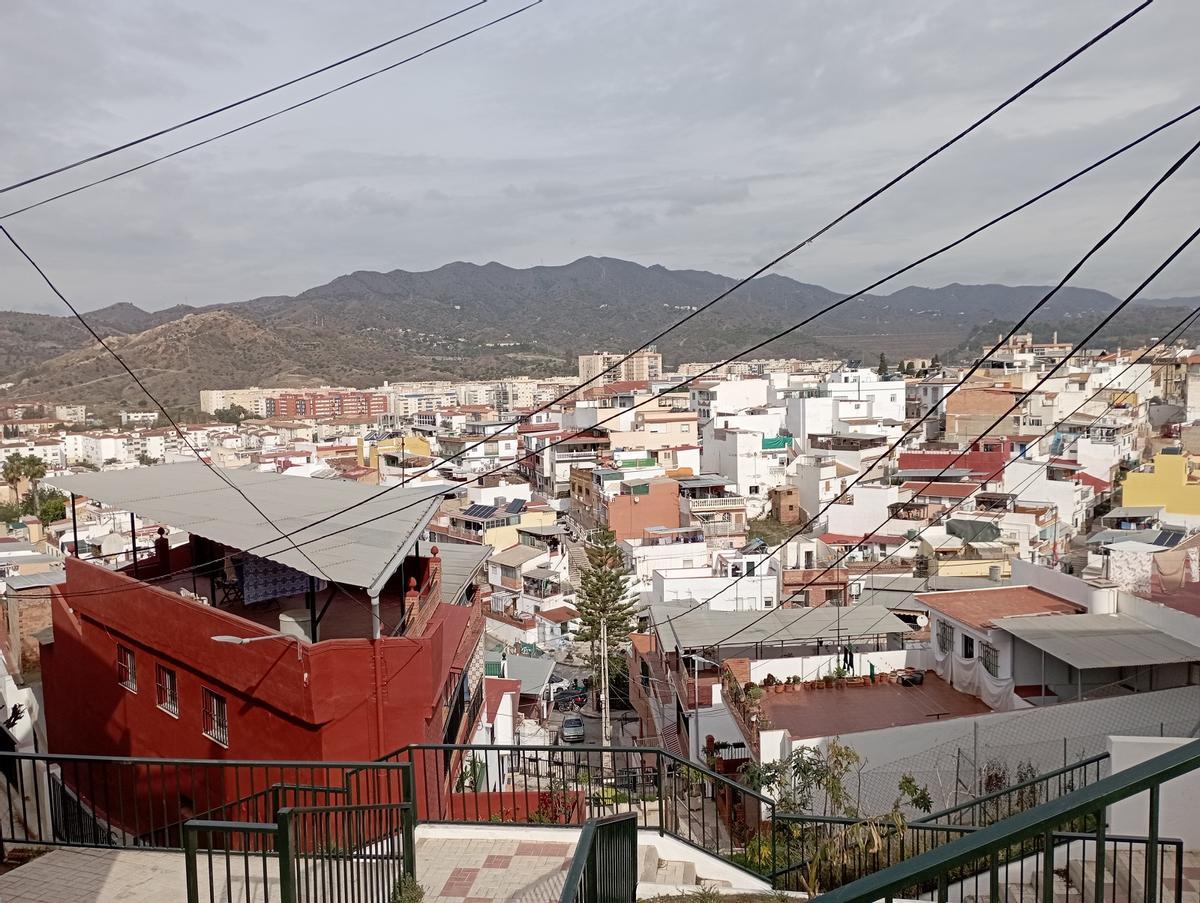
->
[577,346,663,385]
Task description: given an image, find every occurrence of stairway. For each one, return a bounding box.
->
[566,541,589,586]
[637,842,733,892]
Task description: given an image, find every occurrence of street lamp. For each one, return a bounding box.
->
[689,653,720,761]
[211,634,303,660]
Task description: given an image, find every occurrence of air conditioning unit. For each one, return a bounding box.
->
[848,581,862,599]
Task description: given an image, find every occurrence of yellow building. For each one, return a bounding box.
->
[1121,451,1200,516]
[359,434,432,469]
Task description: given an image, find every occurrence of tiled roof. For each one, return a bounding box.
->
[915,585,1083,631]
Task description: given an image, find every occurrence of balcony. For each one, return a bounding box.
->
[698,521,747,537]
[685,495,746,511]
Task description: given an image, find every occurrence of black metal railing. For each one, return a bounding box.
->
[807,738,1200,903]
[182,801,416,903]
[385,743,776,879]
[0,751,411,852]
[560,812,638,903]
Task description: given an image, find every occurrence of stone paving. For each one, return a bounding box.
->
[416,836,575,902]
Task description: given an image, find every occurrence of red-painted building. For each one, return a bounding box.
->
[265,390,389,419]
[42,464,489,764]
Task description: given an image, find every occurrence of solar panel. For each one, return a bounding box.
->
[462,504,498,519]
[1154,531,1184,547]
[505,498,526,514]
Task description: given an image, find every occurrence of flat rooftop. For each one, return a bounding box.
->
[761,672,990,740]
[915,585,1083,631]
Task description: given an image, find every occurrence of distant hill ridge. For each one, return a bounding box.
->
[1,256,1195,410]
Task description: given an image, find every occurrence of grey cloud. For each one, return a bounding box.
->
[1,0,1198,315]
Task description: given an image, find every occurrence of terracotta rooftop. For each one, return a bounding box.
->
[761,672,989,740]
[483,677,522,722]
[901,481,982,499]
[537,605,580,624]
[915,585,1083,631]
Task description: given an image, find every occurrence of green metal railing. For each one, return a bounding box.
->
[915,751,1110,828]
[807,738,1200,903]
[559,812,638,903]
[390,742,776,880]
[0,750,411,852]
[183,800,416,903]
[768,811,1183,900]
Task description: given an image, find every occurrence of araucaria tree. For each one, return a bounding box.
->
[574,527,636,679]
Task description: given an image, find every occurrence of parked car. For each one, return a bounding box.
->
[559,714,586,743]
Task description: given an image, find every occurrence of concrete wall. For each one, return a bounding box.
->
[748,649,930,683]
[1107,735,1200,848]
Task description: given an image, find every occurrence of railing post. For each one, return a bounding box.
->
[276,810,295,903]
[1094,819,1106,903]
[182,824,199,903]
[402,802,417,879]
[656,753,664,837]
[1042,829,1056,903]
[1145,785,1160,903]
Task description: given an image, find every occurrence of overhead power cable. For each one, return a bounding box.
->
[0,223,399,633]
[733,311,1200,658]
[223,0,1157,500]
[10,103,1197,605]
[206,107,1200,566]
[810,320,1200,646]
[708,188,1200,650]
[0,1,543,221]
[0,1,486,196]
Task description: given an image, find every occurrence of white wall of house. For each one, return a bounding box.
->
[825,484,909,537]
[620,538,711,584]
[651,567,778,610]
[1107,736,1200,848]
[748,648,932,683]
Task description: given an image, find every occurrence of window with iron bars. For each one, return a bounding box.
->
[202,688,228,746]
[981,641,1000,677]
[116,644,137,692]
[155,664,178,716]
[936,618,953,655]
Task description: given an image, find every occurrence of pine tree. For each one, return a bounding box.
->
[877,353,888,377]
[574,527,636,681]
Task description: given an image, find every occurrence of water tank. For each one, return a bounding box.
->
[988,565,1002,582]
[278,609,313,642]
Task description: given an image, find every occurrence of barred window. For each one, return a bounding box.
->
[202,688,229,747]
[981,642,1000,678]
[116,645,137,692]
[936,619,953,655]
[155,665,178,717]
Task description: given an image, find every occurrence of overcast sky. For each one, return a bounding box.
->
[2,0,1199,315]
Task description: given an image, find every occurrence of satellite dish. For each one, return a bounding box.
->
[916,615,930,628]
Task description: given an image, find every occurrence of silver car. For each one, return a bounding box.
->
[560,714,586,743]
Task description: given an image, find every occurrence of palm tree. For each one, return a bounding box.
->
[2,455,27,508]
[22,455,46,523]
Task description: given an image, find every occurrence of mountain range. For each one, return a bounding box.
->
[1,256,1196,412]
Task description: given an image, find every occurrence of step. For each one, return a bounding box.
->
[638,844,659,883]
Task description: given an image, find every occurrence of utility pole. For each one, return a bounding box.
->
[600,617,612,765]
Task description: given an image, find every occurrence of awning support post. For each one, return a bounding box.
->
[306,576,318,643]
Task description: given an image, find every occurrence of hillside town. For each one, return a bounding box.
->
[3,1,1200,900]
[0,335,1198,898]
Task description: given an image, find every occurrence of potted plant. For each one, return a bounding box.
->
[784,675,799,692]
[833,665,848,688]
[822,672,834,688]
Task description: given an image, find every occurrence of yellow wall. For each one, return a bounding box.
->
[1122,453,1200,515]
[482,510,557,552]
[928,557,1012,578]
[362,434,432,468]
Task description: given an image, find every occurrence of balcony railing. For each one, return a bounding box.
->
[560,812,638,903]
[686,495,746,510]
[698,521,747,537]
[807,738,1200,902]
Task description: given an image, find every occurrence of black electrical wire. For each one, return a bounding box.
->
[0,1,543,221]
[12,103,1197,605]
[231,0,1158,503]
[710,194,1200,650]
[0,2,486,196]
[0,223,395,631]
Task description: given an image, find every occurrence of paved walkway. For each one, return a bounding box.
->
[0,836,576,902]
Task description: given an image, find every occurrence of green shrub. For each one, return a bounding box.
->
[390,874,424,903]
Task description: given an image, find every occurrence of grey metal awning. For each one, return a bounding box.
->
[48,463,442,596]
[650,602,910,653]
[994,613,1200,669]
[415,539,489,604]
